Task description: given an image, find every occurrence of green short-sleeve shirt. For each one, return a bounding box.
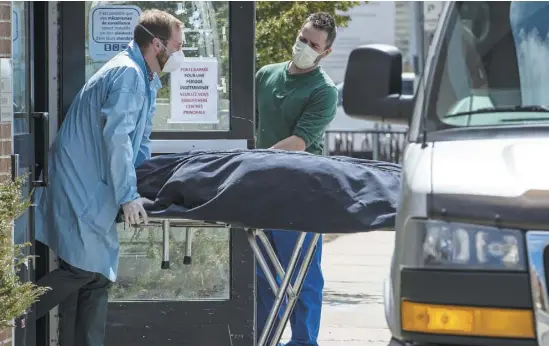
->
[255,61,338,155]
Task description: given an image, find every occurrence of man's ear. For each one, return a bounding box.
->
[323,48,333,58]
[152,38,162,53]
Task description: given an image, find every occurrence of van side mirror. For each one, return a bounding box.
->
[342,44,414,125]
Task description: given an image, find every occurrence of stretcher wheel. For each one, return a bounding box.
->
[161,260,170,269]
[183,256,192,265]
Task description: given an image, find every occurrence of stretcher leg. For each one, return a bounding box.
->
[161,220,170,269]
[135,217,320,346]
[184,228,192,265]
[256,231,295,297]
[248,230,311,346]
[247,230,280,295]
[270,233,320,345]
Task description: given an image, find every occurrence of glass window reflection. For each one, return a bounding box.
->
[12,1,28,134]
[83,1,232,301]
[84,1,230,132]
[112,225,230,301]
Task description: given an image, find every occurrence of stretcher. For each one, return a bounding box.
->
[121,149,402,346]
[127,214,321,346]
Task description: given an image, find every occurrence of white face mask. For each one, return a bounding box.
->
[161,49,185,73]
[138,24,185,73]
[292,40,320,70]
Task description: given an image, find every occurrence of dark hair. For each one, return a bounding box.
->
[305,12,337,48]
[134,9,182,48]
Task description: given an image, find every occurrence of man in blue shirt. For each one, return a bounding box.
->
[33,9,184,346]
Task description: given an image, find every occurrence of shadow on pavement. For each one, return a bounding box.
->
[322,289,383,306]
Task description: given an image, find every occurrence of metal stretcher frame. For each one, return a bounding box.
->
[132,216,320,346]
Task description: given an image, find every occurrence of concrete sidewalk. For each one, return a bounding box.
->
[282,231,395,345]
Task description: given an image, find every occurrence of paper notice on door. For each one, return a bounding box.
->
[88,5,142,62]
[169,58,219,124]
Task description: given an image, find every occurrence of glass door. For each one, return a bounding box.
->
[58,2,256,345]
[13,2,49,346]
[12,2,35,345]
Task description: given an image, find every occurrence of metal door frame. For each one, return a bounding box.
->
[12,1,36,344]
[34,3,63,346]
[11,1,51,346]
[56,2,256,345]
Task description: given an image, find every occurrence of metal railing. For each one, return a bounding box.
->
[324,126,408,164]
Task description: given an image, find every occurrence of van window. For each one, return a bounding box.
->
[429,2,549,128]
[401,79,414,96]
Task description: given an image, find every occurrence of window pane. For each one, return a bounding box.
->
[111,224,230,301]
[401,79,414,96]
[431,2,549,128]
[12,1,28,134]
[83,1,231,302]
[84,1,230,132]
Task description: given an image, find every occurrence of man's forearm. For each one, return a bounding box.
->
[270,135,306,151]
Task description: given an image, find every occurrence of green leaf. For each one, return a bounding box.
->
[0,175,49,328]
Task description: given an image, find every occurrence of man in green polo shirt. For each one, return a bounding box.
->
[255,12,338,346]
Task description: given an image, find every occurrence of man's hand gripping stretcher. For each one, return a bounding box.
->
[121,197,154,225]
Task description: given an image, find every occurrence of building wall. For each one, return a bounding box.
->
[0,1,13,345]
[396,1,445,73]
[395,2,412,71]
[321,1,396,84]
[0,1,11,182]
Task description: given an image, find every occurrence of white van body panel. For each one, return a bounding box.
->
[384,142,432,338]
[432,138,549,197]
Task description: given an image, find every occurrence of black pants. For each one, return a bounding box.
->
[34,259,112,346]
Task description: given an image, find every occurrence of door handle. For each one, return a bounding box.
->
[11,154,19,181]
[32,112,49,187]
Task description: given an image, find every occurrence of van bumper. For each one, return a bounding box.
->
[396,267,537,346]
[389,337,537,346]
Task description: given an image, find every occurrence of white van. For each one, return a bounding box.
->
[343,2,549,346]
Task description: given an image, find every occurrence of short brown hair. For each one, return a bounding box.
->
[305,12,337,49]
[134,9,182,48]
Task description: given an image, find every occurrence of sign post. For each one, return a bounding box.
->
[88,5,142,62]
[169,58,219,124]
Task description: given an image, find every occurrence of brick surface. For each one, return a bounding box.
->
[0,122,10,139]
[0,4,9,21]
[0,326,12,345]
[0,21,10,37]
[0,122,11,176]
[0,156,9,174]
[0,140,10,155]
[0,3,13,345]
[0,173,9,182]
[0,38,10,57]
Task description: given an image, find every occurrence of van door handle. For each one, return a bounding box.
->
[32,112,49,187]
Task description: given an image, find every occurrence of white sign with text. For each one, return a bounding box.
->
[89,5,142,62]
[170,58,219,124]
